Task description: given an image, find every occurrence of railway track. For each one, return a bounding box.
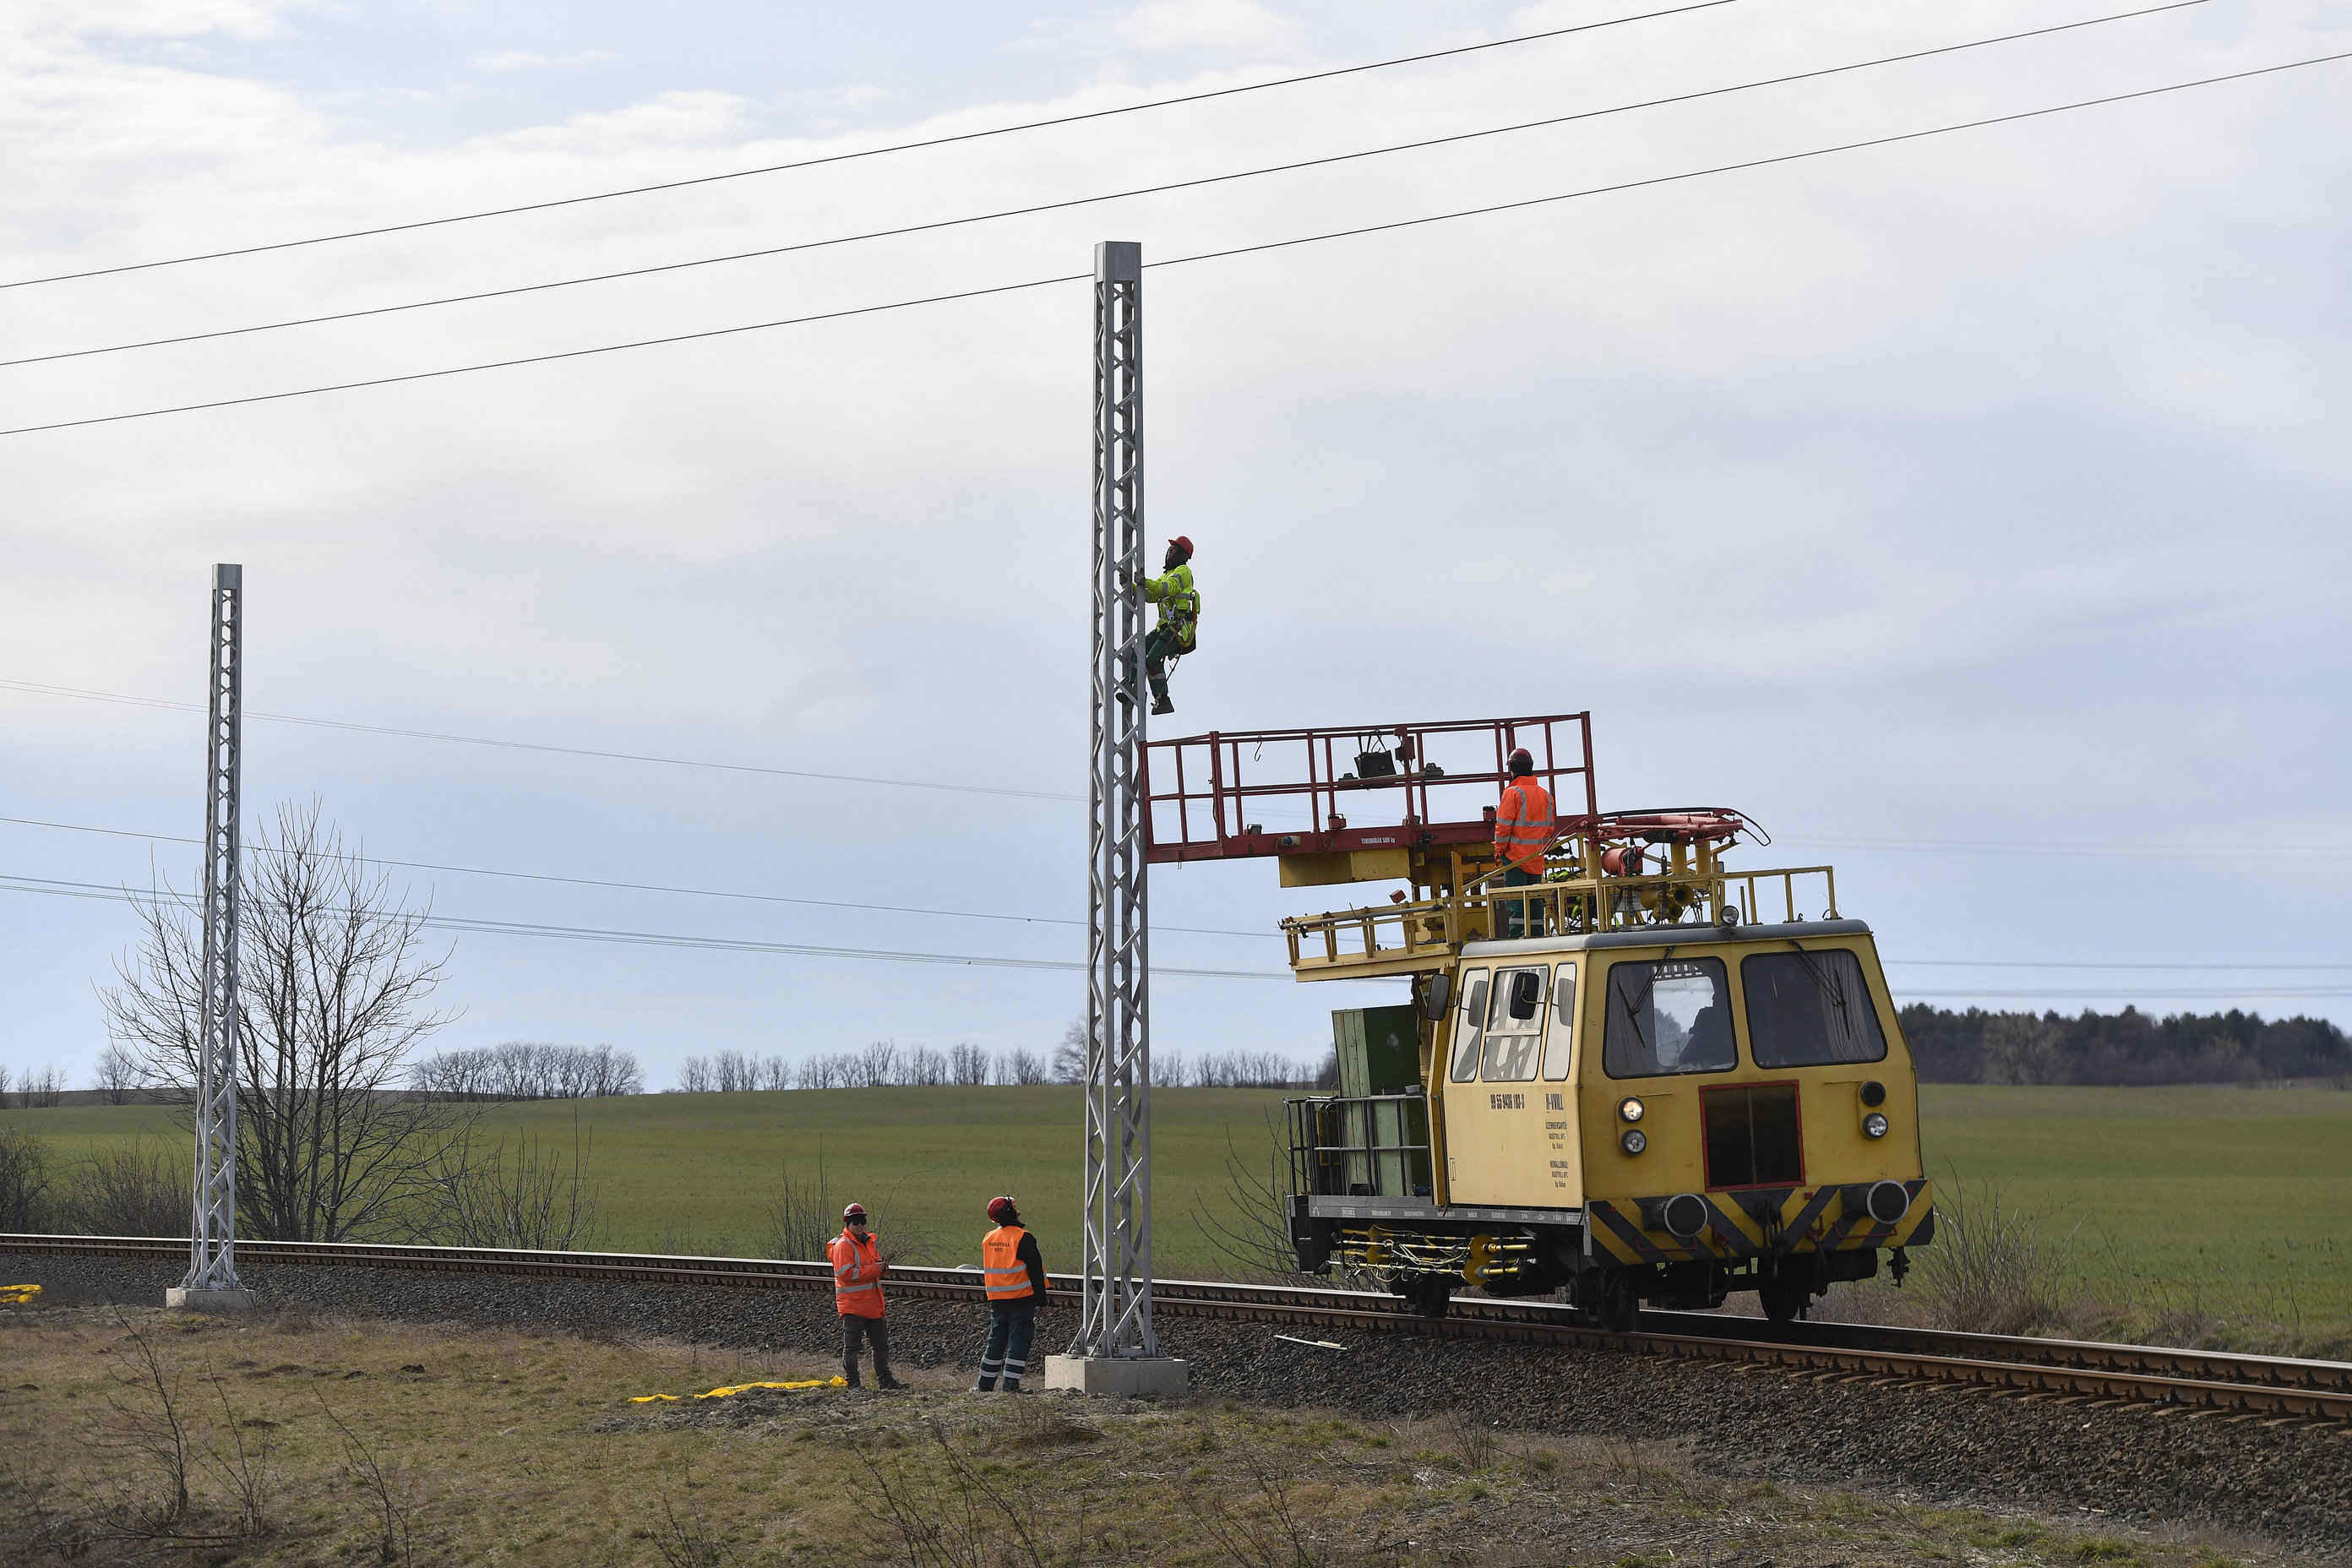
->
[8,1233,2348,1421]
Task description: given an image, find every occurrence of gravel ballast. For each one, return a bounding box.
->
[9,1247,2347,1558]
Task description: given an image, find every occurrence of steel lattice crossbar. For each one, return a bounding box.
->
[186,564,244,1293]
[1078,240,1157,1359]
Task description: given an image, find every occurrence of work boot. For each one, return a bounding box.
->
[1150,694,1173,716]
[879,1376,906,1391]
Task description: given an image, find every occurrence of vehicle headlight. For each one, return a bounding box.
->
[1620,1128,1647,1156]
[1862,1112,1889,1140]
[1618,1097,1645,1124]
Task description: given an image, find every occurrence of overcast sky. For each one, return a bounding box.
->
[4,0,2348,1089]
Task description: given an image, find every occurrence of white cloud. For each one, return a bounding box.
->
[469,49,618,74]
[1114,0,1300,53]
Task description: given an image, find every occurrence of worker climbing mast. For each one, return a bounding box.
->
[1050,241,1187,1396]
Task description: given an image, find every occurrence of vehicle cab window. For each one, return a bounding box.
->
[1603,957,1736,1078]
[1743,949,1887,1066]
[1450,969,1490,1082]
[1481,966,1546,1082]
[1541,964,1577,1081]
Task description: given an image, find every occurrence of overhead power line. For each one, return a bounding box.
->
[0,1,1736,291]
[8,869,2349,1000]
[0,872,1282,980]
[0,812,1261,939]
[0,2,2210,371]
[8,683,2343,868]
[0,677,1081,803]
[6,47,2342,441]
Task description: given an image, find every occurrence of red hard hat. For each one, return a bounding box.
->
[1168,536,1193,558]
[986,1195,1019,1224]
[842,1203,868,1222]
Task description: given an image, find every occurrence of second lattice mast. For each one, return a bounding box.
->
[1072,239,1162,1367]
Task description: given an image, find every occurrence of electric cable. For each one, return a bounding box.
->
[0,812,1264,938]
[0,1,1738,291]
[10,868,2348,999]
[0,872,1282,980]
[7,46,2342,441]
[0,2,2209,371]
[0,677,1081,803]
[7,684,2344,866]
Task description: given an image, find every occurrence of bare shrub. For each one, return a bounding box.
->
[318,1390,418,1565]
[64,1138,185,1237]
[1192,1119,1303,1282]
[20,1064,67,1108]
[1180,1435,1328,1567]
[760,1152,837,1263]
[406,1117,600,1250]
[0,1125,58,1231]
[858,1423,1049,1568]
[1914,1176,2061,1336]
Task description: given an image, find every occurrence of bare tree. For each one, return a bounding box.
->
[95,1043,144,1105]
[855,1039,899,1089]
[757,1053,791,1092]
[675,1056,715,1093]
[1051,1019,1086,1084]
[0,1063,11,1108]
[902,1045,948,1086]
[949,1042,992,1086]
[1001,1048,1047,1086]
[101,798,466,1242]
[713,1049,757,1093]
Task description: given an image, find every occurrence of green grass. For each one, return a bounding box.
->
[1915,1084,2352,1336]
[0,1087,1295,1280]
[10,1083,2352,1335]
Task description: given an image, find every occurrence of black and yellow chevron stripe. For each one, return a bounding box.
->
[1587,1179,1933,1266]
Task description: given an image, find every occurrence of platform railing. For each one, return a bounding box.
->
[1282,864,1841,977]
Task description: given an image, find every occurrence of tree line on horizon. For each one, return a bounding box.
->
[1899,1004,2351,1086]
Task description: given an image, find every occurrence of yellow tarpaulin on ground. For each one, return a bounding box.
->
[629,1376,847,1403]
[0,1284,41,1305]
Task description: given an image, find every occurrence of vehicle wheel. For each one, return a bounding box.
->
[1599,1271,1640,1334]
[1759,1271,1810,1324]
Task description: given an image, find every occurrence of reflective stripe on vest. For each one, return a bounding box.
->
[1150,564,1198,633]
[828,1231,885,1317]
[1495,778,1554,874]
[981,1225,1033,1301]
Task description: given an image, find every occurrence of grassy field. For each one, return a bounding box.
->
[5,1306,2295,1566]
[8,1082,2350,1341]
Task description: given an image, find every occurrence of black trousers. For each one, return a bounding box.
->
[841,1314,893,1386]
[976,1302,1037,1391]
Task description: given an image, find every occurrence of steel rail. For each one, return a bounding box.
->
[8,1234,2347,1419]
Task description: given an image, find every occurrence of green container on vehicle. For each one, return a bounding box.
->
[1332,1004,1420,1097]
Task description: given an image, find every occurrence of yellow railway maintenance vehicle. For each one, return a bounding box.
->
[1146,713,1933,1326]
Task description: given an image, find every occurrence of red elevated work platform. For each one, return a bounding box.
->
[1143,715,1598,865]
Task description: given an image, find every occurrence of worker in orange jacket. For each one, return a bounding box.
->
[1494,748,1554,939]
[972,1195,1048,1392]
[828,1203,904,1390]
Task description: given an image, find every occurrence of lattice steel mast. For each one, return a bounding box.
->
[183,564,244,1298]
[1075,240,1159,1360]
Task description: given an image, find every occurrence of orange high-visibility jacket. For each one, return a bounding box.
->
[1494,776,1554,875]
[980,1225,1035,1303]
[828,1228,885,1319]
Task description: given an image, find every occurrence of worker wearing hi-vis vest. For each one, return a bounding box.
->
[828,1203,904,1390]
[1125,536,1199,717]
[1494,748,1554,940]
[972,1195,1048,1392]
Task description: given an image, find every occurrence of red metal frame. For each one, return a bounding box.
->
[1142,713,1598,865]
